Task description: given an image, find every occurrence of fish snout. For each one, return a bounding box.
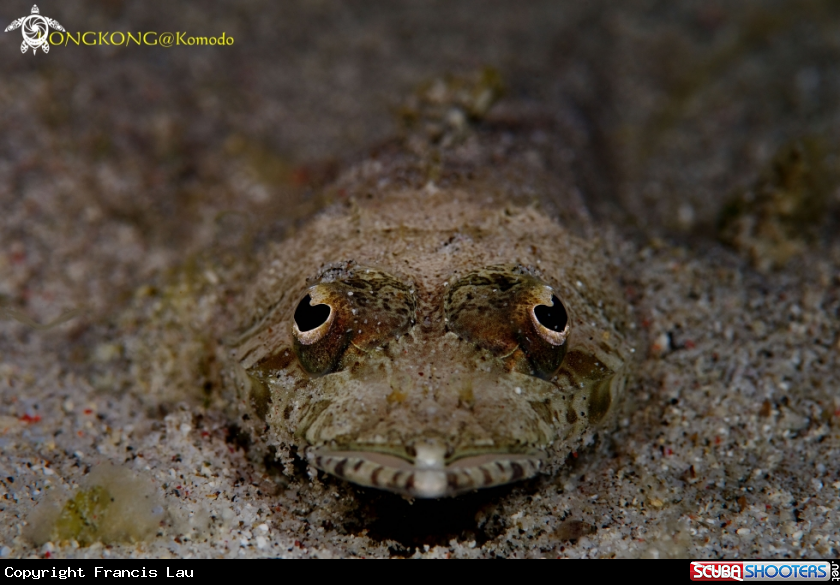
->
[307,436,543,498]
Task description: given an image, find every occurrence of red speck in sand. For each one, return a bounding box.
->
[291,167,310,186]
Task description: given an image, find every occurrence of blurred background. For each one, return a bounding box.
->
[1,0,839,332]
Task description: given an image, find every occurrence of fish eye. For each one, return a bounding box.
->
[292,287,344,375]
[291,266,416,376]
[532,295,569,343]
[445,266,569,379]
[294,294,331,333]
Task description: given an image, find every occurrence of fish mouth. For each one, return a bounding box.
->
[307,447,543,498]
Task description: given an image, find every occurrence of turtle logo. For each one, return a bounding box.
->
[5,5,65,54]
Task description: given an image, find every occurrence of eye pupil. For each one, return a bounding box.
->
[534,295,567,332]
[294,294,331,332]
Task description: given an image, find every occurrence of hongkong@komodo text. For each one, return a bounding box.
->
[47,31,234,47]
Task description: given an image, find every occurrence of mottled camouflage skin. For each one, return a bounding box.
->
[229,158,636,496]
[213,72,637,497]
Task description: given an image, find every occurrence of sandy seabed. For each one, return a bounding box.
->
[1,0,839,558]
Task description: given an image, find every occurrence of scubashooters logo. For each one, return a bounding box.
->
[690,561,835,582]
[4,4,234,52]
[4,5,64,54]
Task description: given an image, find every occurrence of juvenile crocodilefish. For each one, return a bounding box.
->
[228,74,637,498]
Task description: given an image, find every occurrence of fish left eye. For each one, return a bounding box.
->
[444,266,570,379]
[533,295,568,333]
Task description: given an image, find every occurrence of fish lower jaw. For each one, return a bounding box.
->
[307,447,543,498]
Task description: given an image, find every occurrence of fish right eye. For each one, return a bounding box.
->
[291,266,417,376]
[294,294,331,333]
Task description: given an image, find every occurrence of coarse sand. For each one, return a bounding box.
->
[1,0,838,558]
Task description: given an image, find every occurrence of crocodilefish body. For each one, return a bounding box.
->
[230,163,635,498]
[227,71,635,498]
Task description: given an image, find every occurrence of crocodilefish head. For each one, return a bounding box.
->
[231,190,634,498]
